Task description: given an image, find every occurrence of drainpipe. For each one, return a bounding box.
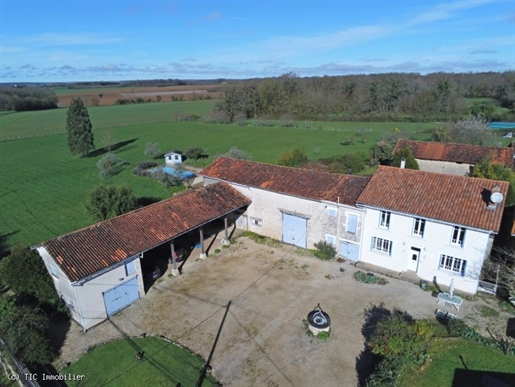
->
[74,285,87,333]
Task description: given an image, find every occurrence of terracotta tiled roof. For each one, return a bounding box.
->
[201,157,371,206]
[357,166,508,232]
[43,183,250,282]
[393,140,514,167]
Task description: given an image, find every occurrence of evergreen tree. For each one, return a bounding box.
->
[66,97,95,156]
[391,147,419,170]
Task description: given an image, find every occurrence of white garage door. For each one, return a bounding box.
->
[103,277,140,316]
[282,213,307,248]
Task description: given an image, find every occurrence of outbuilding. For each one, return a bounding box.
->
[165,150,184,164]
[37,183,250,331]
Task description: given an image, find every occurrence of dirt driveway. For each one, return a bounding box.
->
[55,234,510,386]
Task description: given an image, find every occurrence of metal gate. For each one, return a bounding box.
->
[103,277,140,316]
[282,213,307,248]
[340,241,360,261]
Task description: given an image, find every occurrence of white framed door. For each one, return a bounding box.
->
[408,247,420,272]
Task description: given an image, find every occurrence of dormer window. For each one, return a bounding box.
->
[379,211,390,229]
[451,226,465,247]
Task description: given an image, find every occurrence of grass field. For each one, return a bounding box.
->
[63,337,216,386]
[399,337,515,387]
[0,100,216,141]
[0,101,438,252]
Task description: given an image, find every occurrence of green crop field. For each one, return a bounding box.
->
[64,337,216,386]
[0,101,437,253]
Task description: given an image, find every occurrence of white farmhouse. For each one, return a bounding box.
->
[356,165,509,294]
[201,157,370,261]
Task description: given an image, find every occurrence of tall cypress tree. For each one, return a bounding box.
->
[66,97,95,156]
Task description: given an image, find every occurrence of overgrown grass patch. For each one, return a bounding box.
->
[354,271,388,285]
[241,231,282,247]
[478,304,501,318]
[64,337,216,386]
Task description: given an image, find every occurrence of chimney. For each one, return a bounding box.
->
[400,158,406,169]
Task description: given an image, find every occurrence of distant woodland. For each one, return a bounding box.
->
[216,71,515,122]
[2,72,514,120]
[0,87,58,111]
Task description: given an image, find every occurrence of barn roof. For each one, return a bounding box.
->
[393,139,514,167]
[357,166,508,232]
[201,157,371,206]
[43,183,250,282]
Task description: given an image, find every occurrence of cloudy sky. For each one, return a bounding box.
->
[1,0,513,82]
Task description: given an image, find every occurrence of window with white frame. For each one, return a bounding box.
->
[50,263,59,278]
[251,217,262,226]
[413,218,425,237]
[439,254,466,275]
[327,208,337,218]
[379,211,391,229]
[326,234,336,246]
[451,226,465,247]
[371,237,392,255]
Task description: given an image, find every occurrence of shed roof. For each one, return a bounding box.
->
[356,166,508,232]
[43,183,250,282]
[393,139,514,167]
[201,157,371,206]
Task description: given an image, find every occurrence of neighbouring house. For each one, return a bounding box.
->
[356,165,509,294]
[165,150,184,164]
[201,157,371,261]
[393,139,515,176]
[37,183,250,331]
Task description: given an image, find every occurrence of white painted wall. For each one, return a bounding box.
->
[37,247,144,331]
[359,208,493,294]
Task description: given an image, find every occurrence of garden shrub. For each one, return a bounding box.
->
[185,147,204,160]
[370,316,434,364]
[366,357,404,387]
[97,153,128,178]
[313,240,337,261]
[151,169,182,187]
[132,160,158,176]
[144,142,161,158]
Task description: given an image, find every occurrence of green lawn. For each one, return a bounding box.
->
[0,100,216,140]
[0,101,436,252]
[399,337,515,387]
[63,337,216,387]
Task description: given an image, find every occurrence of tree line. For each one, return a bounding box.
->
[216,71,515,122]
[0,86,59,111]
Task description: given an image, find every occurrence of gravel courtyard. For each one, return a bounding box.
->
[54,234,507,386]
